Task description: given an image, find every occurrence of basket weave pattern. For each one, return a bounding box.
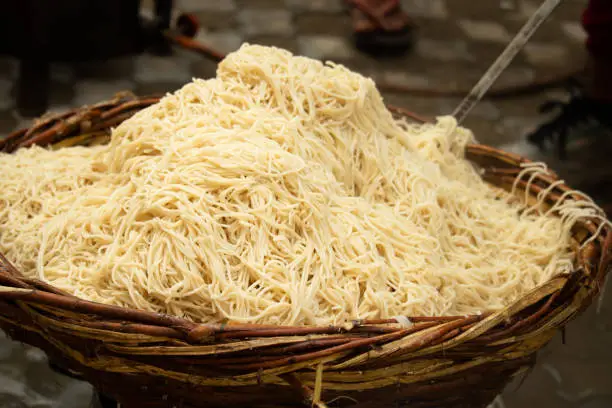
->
[0,94,610,408]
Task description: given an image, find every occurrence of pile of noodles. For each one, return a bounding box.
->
[0,45,603,326]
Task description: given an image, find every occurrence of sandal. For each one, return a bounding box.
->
[347,0,416,56]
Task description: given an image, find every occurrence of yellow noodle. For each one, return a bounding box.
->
[0,44,606,325]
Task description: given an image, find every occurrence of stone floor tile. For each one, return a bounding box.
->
[40,105,73,117]
[191,59,219,80]
[0,332,19,360]
[562,21,587,44]
[245,36,299,52]
[297,35,355,60]
[11,115,33,133]
[495,115,543,145]
[177,0,236,12]
[579,396,612,408]
[235,0,286,9]
[492,90,551,117]
[194,30,244,54]
[134,53,192,85]
[238,9,294,37]
[295,13,351,36]
[499,0,519,12]
[458,20,512,43]
[190,11,238,31]
[501,370,574,408]
[171,47,213,70]
[401,0,449,19]
[381,70,432,88]
[57,384,93,408]
[74,57,134,80]
[518,0,542,19]
[48,82,76,107]
[468,100,501,121]
[446,0,521,19]
[73,80,135,107]
[493,65,536,89]
[553,0,589,21]
[415,19,464,41]
[465,116,515,147]
[466,41,516,65]
[523,43,569,67]
[415,38,473,62]
[542,359,612,402]
[135,81,188,97]
[285,0,344,13]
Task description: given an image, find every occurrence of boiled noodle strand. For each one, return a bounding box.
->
[0,44,607,326]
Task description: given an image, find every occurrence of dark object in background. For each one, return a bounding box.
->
[93,392,119,408]
[348,0,416,56]
[0,0,173,117]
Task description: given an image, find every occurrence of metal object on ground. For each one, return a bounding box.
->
[452,0,563,123]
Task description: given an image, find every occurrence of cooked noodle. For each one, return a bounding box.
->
[0,45,604,325]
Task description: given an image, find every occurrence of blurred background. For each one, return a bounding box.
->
[0,0,610,407]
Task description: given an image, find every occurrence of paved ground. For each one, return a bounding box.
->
[0,0,591,146]
[1,0,611,407]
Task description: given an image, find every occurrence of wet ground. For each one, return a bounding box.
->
[0,0,611,407]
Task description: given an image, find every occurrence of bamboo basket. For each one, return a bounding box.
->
[0,93,610,408]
